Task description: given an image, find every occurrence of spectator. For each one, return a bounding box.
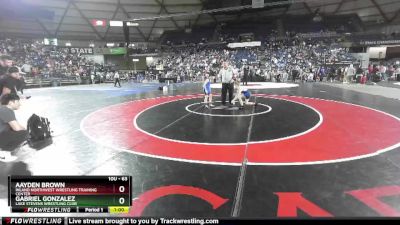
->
[0,66,24,97]
[344,64,355,83]
[0,55,13,78]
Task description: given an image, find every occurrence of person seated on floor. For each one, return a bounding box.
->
[16,73,27,95]
[0,93,28,162]
[231,79,256,109]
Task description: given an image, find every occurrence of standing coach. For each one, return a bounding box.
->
[218,62,236,106]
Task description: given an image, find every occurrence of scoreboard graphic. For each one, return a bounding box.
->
[8,176,131,213]
[1,176,400,224]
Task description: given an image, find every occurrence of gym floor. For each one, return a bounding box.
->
[0,81,400,217]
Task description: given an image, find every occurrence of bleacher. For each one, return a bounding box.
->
[24,76,80,88]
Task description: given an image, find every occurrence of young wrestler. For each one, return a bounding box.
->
[231,79,256,109]
[202,73,214,107]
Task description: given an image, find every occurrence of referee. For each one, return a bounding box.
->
[114,71,121,87]
[218,62,235,106]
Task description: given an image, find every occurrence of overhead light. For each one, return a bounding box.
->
[252,0,264,8]
[313,14,322,22]
[106,43,115,47]
[89,43,95,47]
[65,42,71,46]
[91,19,106,27]
[110,20,123,27]
[127,22,139,26]
[153,28,164,35]
[132,59,139,62]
